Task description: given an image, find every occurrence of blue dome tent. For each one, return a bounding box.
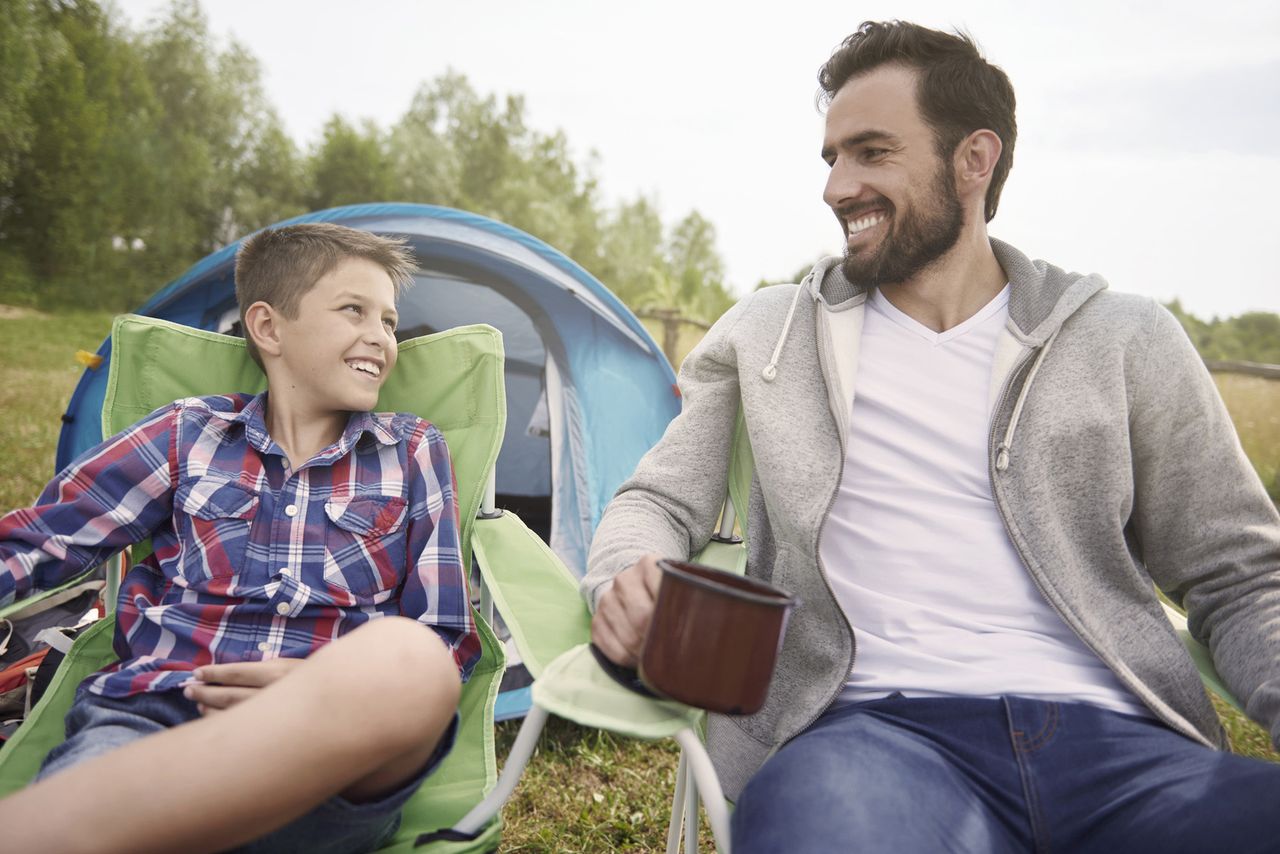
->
[57,203,681,579]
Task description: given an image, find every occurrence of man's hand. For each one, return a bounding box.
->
[184,657,304,715]
[590,554,663,667]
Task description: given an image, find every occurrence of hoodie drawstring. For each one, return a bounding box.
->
[995,329,1060,472]
[762,277,809,382]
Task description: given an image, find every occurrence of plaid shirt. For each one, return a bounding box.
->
[0,393,481,698]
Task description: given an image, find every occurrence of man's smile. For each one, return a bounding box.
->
[845,211,887,240]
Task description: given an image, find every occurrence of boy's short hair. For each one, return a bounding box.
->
[234,223,417,369]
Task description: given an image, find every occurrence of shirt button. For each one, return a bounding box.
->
[284,504,298,517]
[257,642,270,652]
[280,567,293,577]
[276,602,290,615]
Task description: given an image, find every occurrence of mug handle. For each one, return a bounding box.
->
[588,643,660,698]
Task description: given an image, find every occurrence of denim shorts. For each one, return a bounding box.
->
[38,686,458,854]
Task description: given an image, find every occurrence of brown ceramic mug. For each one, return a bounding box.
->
[638,558,796,715]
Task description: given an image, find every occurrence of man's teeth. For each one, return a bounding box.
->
[847,213,886,235]
[348,360,381,377]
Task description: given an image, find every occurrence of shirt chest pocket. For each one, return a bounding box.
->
[323,494,409,603]
[174,477,259,582]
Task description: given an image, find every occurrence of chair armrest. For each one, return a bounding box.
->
[531,643,702,739]
[1160,601,1244,714]
[470,512,591,679]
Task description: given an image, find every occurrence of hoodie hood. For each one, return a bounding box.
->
[802,238,1109,346]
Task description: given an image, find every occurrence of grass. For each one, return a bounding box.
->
[0,307,1276,850]
[0,307,118,508]
[1214,372,1280,500]
[494,717,713,852]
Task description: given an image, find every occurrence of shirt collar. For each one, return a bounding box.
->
[209,392,407,459]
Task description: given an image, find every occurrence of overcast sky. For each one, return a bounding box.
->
[117,0,1280,318]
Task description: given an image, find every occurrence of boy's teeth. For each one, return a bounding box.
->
[348,360,380,376]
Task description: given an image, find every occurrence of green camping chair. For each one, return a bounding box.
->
[0,315,524,852]
[451,422,760,854]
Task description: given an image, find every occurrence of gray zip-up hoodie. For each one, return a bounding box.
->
[583,238,1280,800]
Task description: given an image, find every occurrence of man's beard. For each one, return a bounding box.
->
[840,159,964,288]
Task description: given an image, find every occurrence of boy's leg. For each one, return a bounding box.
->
[0,617,461,854]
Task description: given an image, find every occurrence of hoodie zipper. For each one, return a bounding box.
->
[795,290,858,736]
[985,343,1210,747]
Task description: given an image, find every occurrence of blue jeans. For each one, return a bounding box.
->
[732,694,1280,853]
[39,687,457,854]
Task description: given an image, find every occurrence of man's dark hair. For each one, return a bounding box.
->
[818,20,1017,222]
[234,223,416,369]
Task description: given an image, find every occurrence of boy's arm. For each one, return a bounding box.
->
[0,403,177,606]
[397,422,481,680]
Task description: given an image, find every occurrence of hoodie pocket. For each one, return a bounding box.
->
[322,494,409,603]
[174,476,259,582]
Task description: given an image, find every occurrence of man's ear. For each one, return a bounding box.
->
[954,128,1002,194]
[243,301,283,359]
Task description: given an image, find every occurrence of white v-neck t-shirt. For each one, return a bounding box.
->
[819,286,1146,716]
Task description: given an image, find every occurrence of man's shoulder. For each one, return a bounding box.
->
[709,284,807,343]
[1068,289,1166,341]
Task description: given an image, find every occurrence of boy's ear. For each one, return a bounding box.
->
[243,301,284,359]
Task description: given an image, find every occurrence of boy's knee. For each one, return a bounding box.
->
[336,618,461,740]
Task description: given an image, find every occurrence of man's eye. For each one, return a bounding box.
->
[864,148,888,160]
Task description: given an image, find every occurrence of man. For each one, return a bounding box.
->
[584,20,1280,853]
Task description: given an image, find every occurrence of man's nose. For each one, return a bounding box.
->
[823,159,867,210]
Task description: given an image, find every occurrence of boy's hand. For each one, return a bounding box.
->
[590,554,663,667]
[185,657,304,715]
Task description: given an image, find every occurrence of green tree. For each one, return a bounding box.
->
[231,112,307,235]
[386,71,606,265]
[0,0,44,193]
[308,116,396,210]
[663,210,733,322]
[595,196,667,305]
[1218,313,1280,365]
[1166,300,1280,366]
[1,1,116,306]
[0,7,732,320]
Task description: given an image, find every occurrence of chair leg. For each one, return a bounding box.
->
[684,755,698,854]
[675,727,731,854]
[666,749,688,854]
[452,704,550,835]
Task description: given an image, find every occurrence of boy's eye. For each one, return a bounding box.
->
[383,318,397,332]
[343,304,363,315]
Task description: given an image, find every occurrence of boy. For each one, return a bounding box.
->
[0,223,480,853]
